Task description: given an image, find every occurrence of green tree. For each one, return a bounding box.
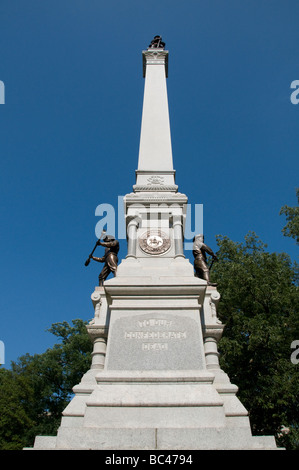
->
[0,368,35,450]
[280,188,299,244]
[0,319,92,450]
[210,232,299,449]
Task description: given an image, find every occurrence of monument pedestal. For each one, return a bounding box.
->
[32,277,278,450]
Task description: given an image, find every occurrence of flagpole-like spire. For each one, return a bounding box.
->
[134,36,176,192]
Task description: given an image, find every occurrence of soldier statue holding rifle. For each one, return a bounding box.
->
[193,234,218,286]
[85,231,119,286]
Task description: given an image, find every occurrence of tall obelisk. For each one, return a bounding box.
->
[135,46,175,183]
[31,37,278,450]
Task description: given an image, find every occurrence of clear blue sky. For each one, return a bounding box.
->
[0,1,298,366]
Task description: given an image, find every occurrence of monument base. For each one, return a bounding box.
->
[32,370,278,450]
[30,279,279,450]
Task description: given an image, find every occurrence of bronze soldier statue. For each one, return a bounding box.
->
[89,235,119,286]
[193,234,218,286]
[148,35,165,49]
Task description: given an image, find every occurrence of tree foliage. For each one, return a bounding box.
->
[210,232,299,449]
[0,319,92,449]
[280,187,299,245]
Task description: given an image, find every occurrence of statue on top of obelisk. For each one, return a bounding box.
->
[148,35,165,49]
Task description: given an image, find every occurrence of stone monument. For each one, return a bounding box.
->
[32,37,278,450]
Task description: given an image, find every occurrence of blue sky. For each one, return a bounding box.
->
[0,1,298,366]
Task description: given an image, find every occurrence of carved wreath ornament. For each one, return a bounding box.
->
[139,230,171,255]
[147,175,164,185]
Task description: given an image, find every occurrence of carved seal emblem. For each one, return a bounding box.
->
[139,230,171,255]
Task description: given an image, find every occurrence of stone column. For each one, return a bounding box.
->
[201,288,224,371]
[90,336,107,370]
[86,289,109,370]
[203,334,221,370]
[126,218,139,258]
[173,214,184,258]
[86,324,108,371]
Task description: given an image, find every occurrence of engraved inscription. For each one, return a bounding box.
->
[138,319,172,327]
[124,317,186,352]
[124,330,187,341]
[106,312,204,371]
[142,343,168,351]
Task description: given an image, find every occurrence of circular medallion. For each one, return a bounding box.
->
[139,230,171,255]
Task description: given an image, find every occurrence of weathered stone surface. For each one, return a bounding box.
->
[106,312,204,371]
